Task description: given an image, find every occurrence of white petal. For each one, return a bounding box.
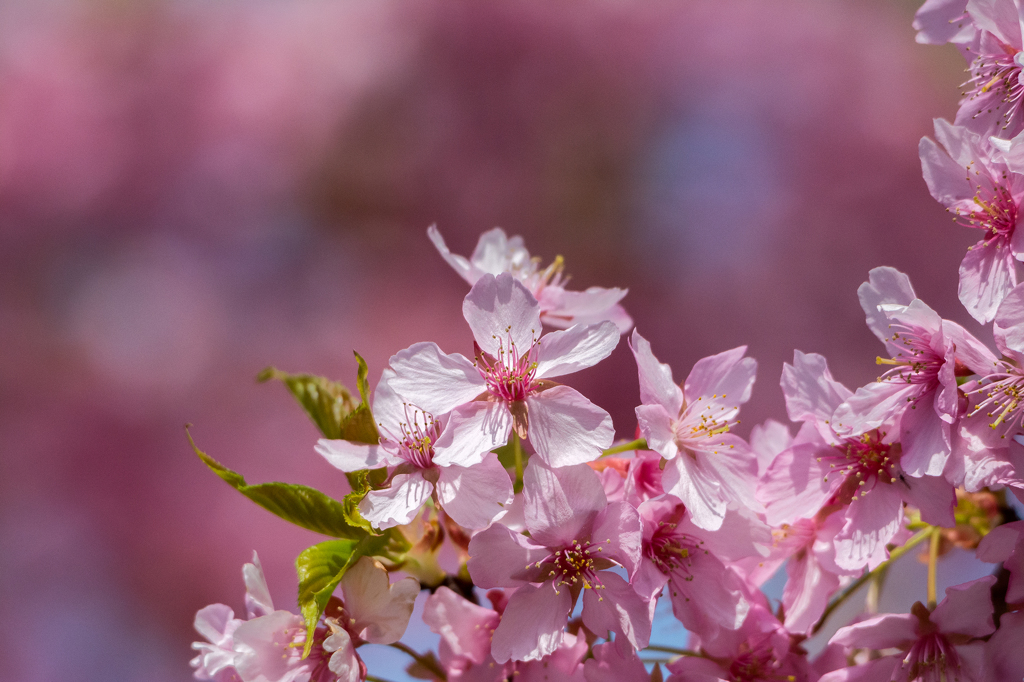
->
[436,453,514,529]
[358,472,433,530]
[427,224,479,284]
[525,386,614,467]
[432,401,511,467]
[243,552,274,618]
[315,438,388,472]
[858,266,917,344]
[463,273,542,358]
[386,342,484,416]
[535,321,619,379]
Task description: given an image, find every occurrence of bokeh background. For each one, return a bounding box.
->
[0,0,1004,679]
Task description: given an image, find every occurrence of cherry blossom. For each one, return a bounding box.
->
[820,576,996,682]
[466,460,649,662]
[387,273,619,467]
[428,225,632,332]
[920,118,1024,322]
[316,369,513,529]
[629,329,760,531]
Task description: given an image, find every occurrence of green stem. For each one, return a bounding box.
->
[366,676,398,682]
[601,438,647,458]
[927,527,941,608]
[512,432,524,494]
[812,527,933,635]
[643,644,702,657]
[388,642,447,681]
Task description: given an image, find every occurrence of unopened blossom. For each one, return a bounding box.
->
[423,586,588,682]
[316,370,513,530]
[821,576,996,682]
[467,460,650,662]
[633,497,768,642]
[428,225,632,332]
[832,267,996,479]
[760,350,955,571]
[630,329,760,531]
[387,273,619,467]
[920,119,1024,322]
[666,604,815,682]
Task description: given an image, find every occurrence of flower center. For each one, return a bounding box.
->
[646,520,703,578]
[476,330,540,402]
[819,431,898,498]
[874,326,944,388]
[379,403,441,469]
[538,540,606,594]
[901,632,962,682]
[962,50,1024,132]
[968,364,1024,438]
[729,640,794,682]
[674,394,739,445]
[953,171,1018,244]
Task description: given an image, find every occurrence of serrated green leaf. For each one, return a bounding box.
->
[296,534,389,656]
[188,428,367,540]
[258,367,357,439]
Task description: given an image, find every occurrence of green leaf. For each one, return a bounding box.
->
[296,534,389,656]
[187,427,367,540]
[258,367,357,439]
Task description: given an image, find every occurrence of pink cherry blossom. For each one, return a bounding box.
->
[919,118,1024,322]
[976,519,1024,604]
[913,0,975,46]
[428,225,632,332]
[666,604,815,682]
[821,576,997,682]
[760,350,955,571]
[629,329,760,531]
[466,461,649,662]
[633,497,769,642]
[315,370,513,530]
[832,267,995,479]
[386,273,619,468]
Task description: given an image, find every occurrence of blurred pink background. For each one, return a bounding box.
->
[0,0,990,679]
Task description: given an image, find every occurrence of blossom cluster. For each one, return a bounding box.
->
[189,3,1024,681]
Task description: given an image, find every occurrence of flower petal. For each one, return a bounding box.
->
[467,523,549,588]
[858,266,917,344]
[661,454,726,531]
[427,224,479,284]
[432,400,512,468]
[828,612,918,650]
[315,439,389,472]
[782,351,852,428]
[581,571,654,650]
[490,582,572,663]
[524,460,606,548]
[243,552,274,618]
[436,453,514,529]
[682,346,756,407]
[931,575,997,637]
[958,239,1018,324]
[589,501,643,578]
[386,342,484,416]
[635,403,679,460]
[628,329,683,413]
[833,482,903,571]
[463,273,542,358]
[525,386,614,467]
[535,321,619,379]
[358,471,434,530]
[341,556,419,644]
[324,629,362,682]
[423,586,499,665]
[758,442,836,526]
[899,396,951,477]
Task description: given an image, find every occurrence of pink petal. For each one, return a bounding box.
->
[681,506,772,562]
[580,571,653,650]
[523,460,606,547]
[432,400,512,468]
[661,454,726,531]
[423,587,499,665]
[628,330,683,413]
[994,281,1024,357]
[958,239,1018,323]
[782,552,840,635]
[682,346,756,407]
[694,434,760,513]
[463,273,542,359]
[985,610,1024,680]
[582,642,649,682]
[913,0,972,44]
[828,612,918,650]
[749,418,794,477]
[758,442,836,526]
[589,501,643,578]
[931,575,996,637]
[631,559,669,602]
[232,610,307,682]
[967,0,1023,49]
[436,453,514,529]
[340,556,419,644]
[386,342,485,416]
[525,386,614,467]
[782,351,853,426]
[193,603,237,645]
[665,553,750,640]
[817,656,900,682]
[924,120,984,203]
[516,632,588,682]
[857,266,917,344]
[976,520,1024,562]
[323,629,362,682]
[315,438,389,473]
[899,397,951,477]
[897,473,956,527]
[635,403,679,460]
[490,582,572,663]
[942,317,999,377]
[470,227,528,276]
[358,471,434,530]
[834,482,903,571]
[467,524,549,588]
[535,321,619,379]
[831,380,915,437]
[243,552,274,618]
[427,224,479,285]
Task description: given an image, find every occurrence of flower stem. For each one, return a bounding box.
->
[644,644,702,657]
[927,527,941,608]
[601,438,647,458]
[512,432,524,494]
[812,527,932,635]
[388,642,447,681]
